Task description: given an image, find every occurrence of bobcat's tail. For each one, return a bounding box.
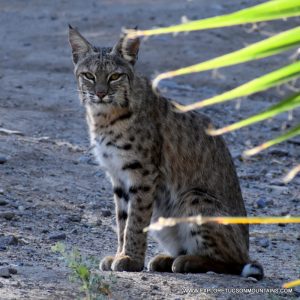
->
[241,262,264,280]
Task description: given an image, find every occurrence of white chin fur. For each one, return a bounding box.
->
[241,263,262,278]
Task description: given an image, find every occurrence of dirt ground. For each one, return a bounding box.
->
[0,0,300,299]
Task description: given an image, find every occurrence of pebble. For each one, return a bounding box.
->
[0,212,15,220]
[0,282,3,288]
[65,215,81,223]
[78,155,97,165]
[141,275,148,281]
[101,209,112,217]
[18,205,25,211]
[0,199,8,206]
[150,284,159,290]
[94,171,104,178]
[0,235,18,247]
[294,287,300,297]
[243,276,258,283]
[258,238,269,248]
[206,271,217,275]
[8,267,17,275]
[95,218,102,226]
[0,267,11,278]
[269,149,289,157]
[256,198,266,209]
[0,156,7,164]
[48,232,66,241]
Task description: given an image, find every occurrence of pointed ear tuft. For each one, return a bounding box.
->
[68,26,96,64]
[112,32,140,65]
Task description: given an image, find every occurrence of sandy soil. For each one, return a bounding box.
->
[0,0,299,299]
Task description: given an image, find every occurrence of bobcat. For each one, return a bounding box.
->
[69,25,263,280]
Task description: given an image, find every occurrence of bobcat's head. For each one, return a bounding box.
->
[68,25,140,111]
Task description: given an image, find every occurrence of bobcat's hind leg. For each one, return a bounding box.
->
[172,255,244,275]
[148,254,174,272]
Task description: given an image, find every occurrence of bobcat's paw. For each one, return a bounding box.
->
[172,255,200,273]
[148,254,174,272]
[99,256,115,271]
[111,255,144,272]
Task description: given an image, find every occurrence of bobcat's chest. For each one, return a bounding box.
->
[92,134,131,182]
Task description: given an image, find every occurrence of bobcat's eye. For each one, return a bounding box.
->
[82,72,95,81]
[109,73,121,81]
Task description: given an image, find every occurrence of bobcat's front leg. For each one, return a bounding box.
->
[111,183,155,272]
[100,187,128,271]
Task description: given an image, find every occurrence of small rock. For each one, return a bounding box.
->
[79,156,89,163]
[0,281,3,288]
[78,155,97,165]
[269,149,289,157]
[278,223,286,227]
[0,235,19,246]
[206,271,217,275]
[0,267,11,278]
[0,212,15,220]
[0,156,7,164]
[18,205,25,211]
[256,198,266,209]
[71,229,78,234]
[65,215,81,222]
[41,229,49,234]
[141,275,148,281]
[294,286,300,297]
[95,218,102,226]
[94,171,104,177]
[15,85,23,89]
[101,209,112,217]
[150,284,159,290]
[244,276,258,283]
[0,199,8,206]
[8,267,17,275]
[48,232,66,241]
[258,238,269,248]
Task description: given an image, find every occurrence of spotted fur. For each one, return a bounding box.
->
[69,26,263,279]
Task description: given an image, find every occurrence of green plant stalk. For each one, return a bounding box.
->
[175,61,300,111]
[244,123,300,156]
[283,164,300,183]
[207,93,300,135]
[152,26,300,88]
[126,0,300,37]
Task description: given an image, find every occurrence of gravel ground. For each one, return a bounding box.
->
[0,1,299,299]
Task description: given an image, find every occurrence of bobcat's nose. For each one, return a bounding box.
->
[96,91,107,99]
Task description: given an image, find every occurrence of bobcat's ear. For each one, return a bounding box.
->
[68,25,97,64]
[112,33,140,66]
